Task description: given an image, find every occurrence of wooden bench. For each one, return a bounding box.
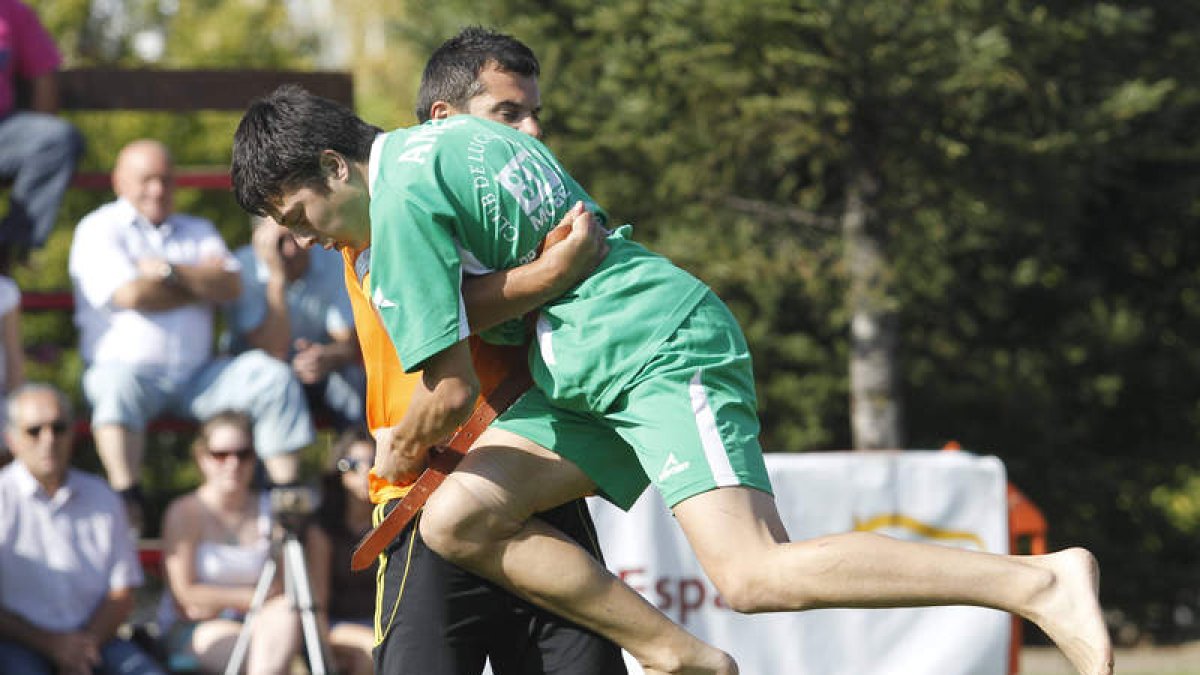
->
[58,67,353,190]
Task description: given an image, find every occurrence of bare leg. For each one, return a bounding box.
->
[329,623,375,675]
[190,618,242,673]
[94,423,146,532]
[671,486,1114,675]
[247,595,302,674]
[93,423,143,491]
[420,428,736,674]
[188,597,302,674]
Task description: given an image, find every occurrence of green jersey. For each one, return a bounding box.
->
[368,116,709,411]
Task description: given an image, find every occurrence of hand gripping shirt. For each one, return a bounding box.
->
[368,116,710,412]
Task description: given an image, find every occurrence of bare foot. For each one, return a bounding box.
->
[1028,548,1114,675]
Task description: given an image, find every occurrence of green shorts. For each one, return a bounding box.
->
[493,291,773,510]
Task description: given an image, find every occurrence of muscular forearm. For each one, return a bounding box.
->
[376,341,479,482]
[463,203,608,334]
[399,373,477,447]
[463,259,565,334]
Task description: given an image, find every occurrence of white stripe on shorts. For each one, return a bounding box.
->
[535,313,556,365]
[689,369,738,487]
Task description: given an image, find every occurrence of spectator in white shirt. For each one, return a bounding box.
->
[0,382,165,675]
[68,139,314,529]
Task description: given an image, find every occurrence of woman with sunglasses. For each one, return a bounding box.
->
[304,427,376,675]
[157,410,301,674]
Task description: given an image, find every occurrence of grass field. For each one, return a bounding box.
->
[1020,642,1200,675]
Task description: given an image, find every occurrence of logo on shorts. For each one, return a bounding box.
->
[658,453,690,482]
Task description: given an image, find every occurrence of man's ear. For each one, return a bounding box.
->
[429,101,458,121]
[319,149,349,181]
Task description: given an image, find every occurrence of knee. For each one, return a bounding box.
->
[418,477,520,566]
[239,349,292,380]
[83,366,151,428]
[237,350,304,396]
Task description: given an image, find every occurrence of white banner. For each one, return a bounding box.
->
[586,450,1012,675]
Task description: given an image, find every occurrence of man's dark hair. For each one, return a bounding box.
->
[232,84,382,216]
[415,26,540,123]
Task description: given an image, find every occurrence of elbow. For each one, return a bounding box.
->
[443,378,480,423]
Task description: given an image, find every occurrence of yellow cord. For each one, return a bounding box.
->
[373,505,420,647]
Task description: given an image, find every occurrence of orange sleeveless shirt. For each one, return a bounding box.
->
[341,247,526,503]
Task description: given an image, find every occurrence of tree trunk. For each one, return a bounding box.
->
[843,164,904,450]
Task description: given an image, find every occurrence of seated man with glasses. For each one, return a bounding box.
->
[0,382,166,675]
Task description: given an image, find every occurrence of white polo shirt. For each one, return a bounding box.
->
[68,199,240,381]
[0,461,143,632]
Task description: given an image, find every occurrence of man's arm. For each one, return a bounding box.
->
[82,587,135,645]
[374,340,479,484]
[111,256,241,312]
[292,328,361,384]
[240,226,293,359]
[0,607,100,674]
[462,202,608,334]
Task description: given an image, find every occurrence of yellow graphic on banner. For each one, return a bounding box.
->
[853,513,988,551]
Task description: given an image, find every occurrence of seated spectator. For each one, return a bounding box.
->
[0,0,85,272]
[0,382,165,675]
[68,139,314,527]
[0,274,22,464]
[157,410,301,674]
[304,428,375,675]
[223,216,365,431]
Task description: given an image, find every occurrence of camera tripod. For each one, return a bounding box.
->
[224,525,332,675]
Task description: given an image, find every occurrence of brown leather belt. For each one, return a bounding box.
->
[350,364,533,571]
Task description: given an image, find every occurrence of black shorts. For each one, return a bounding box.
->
[372,499,627,675]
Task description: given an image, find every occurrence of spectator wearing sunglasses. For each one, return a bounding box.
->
[0,382,165,675]
[303,427,375,675]
[156,410,301,674]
